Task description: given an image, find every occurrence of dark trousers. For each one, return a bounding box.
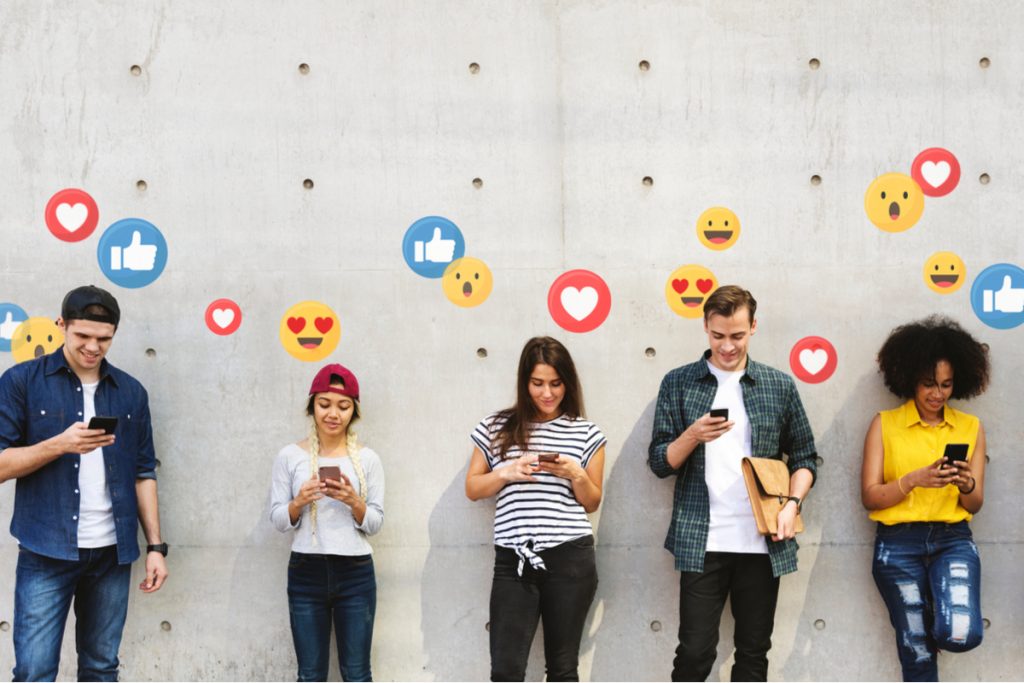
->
[287,552,377,682]
[489,536,598,682]
[672,552,779,682]
[872,521,983,682]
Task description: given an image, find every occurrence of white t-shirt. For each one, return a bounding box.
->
[78,381,117,548]
[704,362,768,555]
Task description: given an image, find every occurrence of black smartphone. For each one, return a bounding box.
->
[87,416,118,434]
[944,443,969,463]
[709,408,729,421]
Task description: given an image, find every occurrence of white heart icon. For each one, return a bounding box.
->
[920,161,951,188]
[56,203,88,231]
[560,286,598,321]
[211,308,235,329]
[799,348,828,375]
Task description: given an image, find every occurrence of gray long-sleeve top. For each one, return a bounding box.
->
[269,443,385,555]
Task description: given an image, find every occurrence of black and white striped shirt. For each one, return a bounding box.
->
[471,412,606,559]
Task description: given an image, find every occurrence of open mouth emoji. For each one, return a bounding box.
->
[665,266,717,319]
[696,207,740,251]
[865,173,924,232]
[280,302,341,361]
[442,257,493,308]
[11,317,65,364]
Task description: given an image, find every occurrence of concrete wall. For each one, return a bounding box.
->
[1,1,1022,679]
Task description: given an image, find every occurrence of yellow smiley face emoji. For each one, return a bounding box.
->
[665,265,718,319]
[279,301,341,362]
[442,257,493,308]
[11,317,64,364]
[696,207,740,250]
[865,173,925,232]
[923,252,966,294]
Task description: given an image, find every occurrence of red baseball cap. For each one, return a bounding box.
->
[308,363,360,401]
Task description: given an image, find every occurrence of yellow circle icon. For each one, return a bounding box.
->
[923,252,966,295]
[696,207,740,250]
[665,265,718,319]
[279,301,341,362]
[865,173,925,232]
[11,318,64,364]
[442,257,493,308]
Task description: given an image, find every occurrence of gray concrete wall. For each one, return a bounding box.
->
[1,1,1022,679]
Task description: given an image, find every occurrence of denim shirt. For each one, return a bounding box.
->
[0,347,156,564]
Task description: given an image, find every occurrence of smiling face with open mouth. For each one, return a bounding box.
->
[279,301,341,362]
[665,265,718,319]
[924,251,966,294]
[696,207,740,251]
[865,173,925,233]
[442,257,493,308]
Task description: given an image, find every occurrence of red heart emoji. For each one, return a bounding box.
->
[696,279,713,294]
[287,317,305,334]
[314,317,334,334]
[672,278,688,294]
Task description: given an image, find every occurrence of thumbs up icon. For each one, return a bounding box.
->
[414,227,456,263]
[110,231,158,271]
[0,311,20,340]
[983,275,1024,313]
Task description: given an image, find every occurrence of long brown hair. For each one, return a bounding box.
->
[493,336,585,459]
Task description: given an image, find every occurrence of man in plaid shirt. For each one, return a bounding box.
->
[648,285,818,682]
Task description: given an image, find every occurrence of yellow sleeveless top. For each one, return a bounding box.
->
[869,400,979,525]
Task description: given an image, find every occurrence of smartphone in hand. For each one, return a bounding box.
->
[318,466,346,483]
[87,416,118,434]
[944,443,969,463]
[709,408,729,421]
[537,452,559,463]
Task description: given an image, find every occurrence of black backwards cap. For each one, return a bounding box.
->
[61,285,120,327]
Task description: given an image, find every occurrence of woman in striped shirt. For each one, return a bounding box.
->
[466,336,607,682]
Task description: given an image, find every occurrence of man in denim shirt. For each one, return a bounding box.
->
[648,286,818,682]
[0,285,169,682]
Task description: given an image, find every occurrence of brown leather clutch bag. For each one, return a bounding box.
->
[741,456,804,536]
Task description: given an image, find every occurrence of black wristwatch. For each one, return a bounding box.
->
[147,543,169,556]
[785,496,803,512]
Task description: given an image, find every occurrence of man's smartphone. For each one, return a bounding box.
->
[87,416,118,434]
[537,452,559,463]
[944,443,969,463]
[709,408,729,421]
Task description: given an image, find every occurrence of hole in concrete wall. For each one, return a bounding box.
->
[136,179,148,192]
[145,348,156,358]
[979,57,990,69]
[477,347,488,358]
[303,178,315,190]
[813,619,826,630]
[650,620,662,632]
[298,63,310,75]
[485,621,490,631]
[130,65,142,76]
[469,62,480,74]
[815,456,824,466]
[808,58,821,70]
[983,618,991,629]
[160,621,172,632]
[979,173,990,185]
[0,621,9,632]
[810,175,822,186]
[645,347,656,358]
[472,177,483,189]
[642,176,654,187]
[639,60,651,72]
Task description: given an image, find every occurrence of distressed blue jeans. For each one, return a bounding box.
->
[287,552,376,682]
[871,521,983,682]
[13,545,131,682]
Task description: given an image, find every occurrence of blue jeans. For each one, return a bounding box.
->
[13,545,131,682]
[287,552,376,682]
[872,521,983,682]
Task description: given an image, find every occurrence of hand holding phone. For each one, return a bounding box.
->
[87,416,118,434]
[318,466,349,485]
[537,452,559,463]
[943,443,969,463]
[709,408,729,421]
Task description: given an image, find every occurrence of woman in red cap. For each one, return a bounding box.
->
[270,363,385,682]
[466,336,606,681]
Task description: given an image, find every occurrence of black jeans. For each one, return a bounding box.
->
[672,552,780,682]
[489,536,598,682]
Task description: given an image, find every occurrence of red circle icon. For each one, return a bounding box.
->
[547,270,612,333]
[205,299,243,336]
[44,188,100,242]
[910,148,960,197]
[789,336,837,384]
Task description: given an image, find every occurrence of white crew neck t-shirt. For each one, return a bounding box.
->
[704,361,767,555]
[78,381,117,548]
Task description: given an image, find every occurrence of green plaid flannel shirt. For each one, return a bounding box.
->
[648,351,819,578]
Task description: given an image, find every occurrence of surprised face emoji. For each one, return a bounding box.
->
[865,173,925,232]
[442,257,493,308]
[11,317,64,364]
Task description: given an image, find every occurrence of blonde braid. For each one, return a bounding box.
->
[346,429,368,502]
[308,417,321,545]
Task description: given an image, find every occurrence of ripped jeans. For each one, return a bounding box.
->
[872,521,983,682]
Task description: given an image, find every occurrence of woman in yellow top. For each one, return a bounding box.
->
[861,316,990,682]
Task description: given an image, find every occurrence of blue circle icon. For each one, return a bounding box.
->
[96,218,168,289]
[0,303,29,352]
[970,263,1024,330]
[401,216,465,279]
